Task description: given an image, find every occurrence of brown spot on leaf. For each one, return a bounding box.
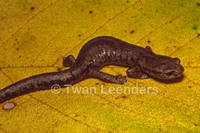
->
[30,6,35,11]
[89,10,93,14]
[147,40,151,43]
[193,122,199,126]
[75,114,79,117]
[130,30,135,34]
[16,48,20,51]
[121,95,127,99]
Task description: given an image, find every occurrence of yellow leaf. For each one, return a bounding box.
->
[0,0,200,132]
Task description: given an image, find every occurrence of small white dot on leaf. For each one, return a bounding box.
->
[3,102,16,110]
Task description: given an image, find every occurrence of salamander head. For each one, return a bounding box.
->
[139,55,184,80]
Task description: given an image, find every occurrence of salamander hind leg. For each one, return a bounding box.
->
[63,55,76,67]
[127,67,149,79]
[89,70,127,84]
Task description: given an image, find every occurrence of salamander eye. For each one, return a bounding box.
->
[145,46,152,52]
[156,63,165,69]
[174,58,180,64]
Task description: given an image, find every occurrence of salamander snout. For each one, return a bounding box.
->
[174,57,181,64]
[164,65,184,78]
[163,58,184,79]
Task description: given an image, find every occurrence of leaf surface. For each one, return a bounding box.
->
[0,0,200,132]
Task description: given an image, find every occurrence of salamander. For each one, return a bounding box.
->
[0,36,184,104]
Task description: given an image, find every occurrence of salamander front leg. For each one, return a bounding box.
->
[63,55,76,67]
[89,70,127,84]
[127,66,149,79]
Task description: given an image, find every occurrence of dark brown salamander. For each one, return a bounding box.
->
[0,36,184,104]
